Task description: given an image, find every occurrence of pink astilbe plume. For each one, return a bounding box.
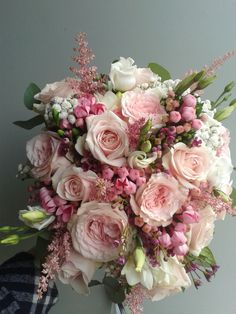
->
[128,118,146,149]
[204,50,236,76]
[67,32,105,95]
[37,229,72,298]
[124,284,151,314]
[191,185,233,217]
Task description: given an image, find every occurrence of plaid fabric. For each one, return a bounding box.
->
[0,252,58,314]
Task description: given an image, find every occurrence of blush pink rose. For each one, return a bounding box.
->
[58,250,97,295]
[26,133,71,181]
[130,173,188,227]
[68,201,128,262]
[34,80,74,104]
[52,166,97,202]
[162,143,210,189]
[121,89,167,127]
[85,111,129,167]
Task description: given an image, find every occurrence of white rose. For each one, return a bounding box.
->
[150,254,191,301]
[109,57,158,92]
[207,155,233,195]
[188,205,216,256]
[109,57,137,91]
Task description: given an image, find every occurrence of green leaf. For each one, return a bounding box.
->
[148,62,171,81]
[103,276,126,304]
[214,106,235,121]
[230,187,236,207]
[175,71,205,96]
[35,235,50,265]
[52,108,60,126]
[13,115,44,129]
[24,83,41,110]
[199,247,216,266]
[88,280,102,287]
[197,75,216,90]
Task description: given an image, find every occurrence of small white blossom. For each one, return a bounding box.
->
[61,100,72,110]
[52,103,62,112]
[68,114,76,124]
[52,96,64,104]
[70,98,78,108]
[59,111,68,119]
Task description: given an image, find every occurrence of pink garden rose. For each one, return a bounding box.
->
[34,80,74,104]
[58,250,97,295]
[188,205,216,256]
[68,201,128,262]
[26,133,70,181]
[121,88,167,127]
[85,111,129,167]
[52,166,97,202]
[162,143,210,189]
[130,173,188,227]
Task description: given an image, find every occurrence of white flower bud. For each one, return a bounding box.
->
[52,103,62,112]
[68,114,76,124]
[19,206,55,230]
[53,96,64,104]
[128,151,157,169]
[61,100,72,110]
[59,111,68,119]
[70,98,78,108]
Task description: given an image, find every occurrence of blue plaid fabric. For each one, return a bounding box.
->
[0,252,58,313]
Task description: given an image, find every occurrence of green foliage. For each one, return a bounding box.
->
[24,83,41,110]
[103,276,126,304]
[197,75,216,90]
[230,187,236,207]
[148,62,171,81]
[13,115,44,129]
[214,105,236,121]
[88,280,102,287]
[35,235,50,265]
[199,247,216,266]
[175,71,205,96]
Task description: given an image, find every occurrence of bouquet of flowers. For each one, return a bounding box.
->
[1,33,236,313]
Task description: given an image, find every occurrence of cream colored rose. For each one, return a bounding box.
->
[85,111,129,167]
[188,205,216,256]
[35,80,74,104]
[150,254,191,301]
[58,250,97,295]
[162,143,210,189]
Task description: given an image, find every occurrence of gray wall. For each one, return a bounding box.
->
[1,1,236,313]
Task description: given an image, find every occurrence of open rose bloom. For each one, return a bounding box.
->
[3,33,236,314]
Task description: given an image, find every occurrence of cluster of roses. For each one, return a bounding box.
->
[8,38,235,314]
